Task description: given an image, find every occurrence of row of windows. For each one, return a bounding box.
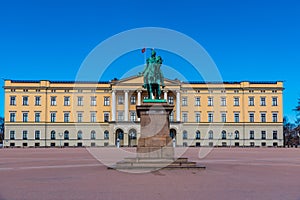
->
[9,111,138,123]
[9,130,110,140]
[9,96,111,106]
[10,95,279,107]
[181,130,278,140]
[182,96,278,107]
[179,112,279,123]
[9,111,278,123]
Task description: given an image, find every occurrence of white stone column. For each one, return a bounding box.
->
[112,90,116,121]
[124,90,129,121]
[164,90,168,100]
[176,90,181,122]
[137,90,141,105]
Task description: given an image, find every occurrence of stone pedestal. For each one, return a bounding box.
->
[112,101,205,171]
[136,102,174,158]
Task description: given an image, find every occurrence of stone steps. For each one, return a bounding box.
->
[110,157,206,170]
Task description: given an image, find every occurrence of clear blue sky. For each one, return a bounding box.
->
[0,0,300,122]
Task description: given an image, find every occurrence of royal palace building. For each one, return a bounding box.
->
[4,76,284,147]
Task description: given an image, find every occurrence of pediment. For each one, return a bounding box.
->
[112,75,181,86]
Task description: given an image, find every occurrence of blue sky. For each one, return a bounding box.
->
[0,0,300,122]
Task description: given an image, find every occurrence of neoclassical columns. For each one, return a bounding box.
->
[176,90,181,122]
[163,90,168,100]
[137,90,142,106]
[112,90,116,121]
[124,90,129,121]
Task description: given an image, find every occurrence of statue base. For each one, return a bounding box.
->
[111,101,205,171]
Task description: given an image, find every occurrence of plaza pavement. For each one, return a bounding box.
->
[0,147,299,200]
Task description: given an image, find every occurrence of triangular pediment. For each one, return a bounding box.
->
[112,75,181,86]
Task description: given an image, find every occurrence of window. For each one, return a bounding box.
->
[209,130,213,139]
[64,96,70,106]
[234,112,240,123]
[10,130,15,140]
[64,131,69,140]
[221,112,226,123]
[130,111,136,122]
[77,112,83,123]
[50,112,56,122]
[64,112,70,123]
[118,95,124,104]
[169,111,174,122]
[182,112,188,122]
[10,112,16,122]
[250,130,254,139]
[261,113,266,122]
[234,97,239,106]
[195,97,200,106]
[35,130,40,140]
[168,96,174,105]
[249,97,254,106]
[91,96,97,106]
[51,96,56,106]
[221,97,226,106]
[273,130,278,139]
[182,130,188,140]
[272,97,278,106]
[90,112,96,122]
[35,96,41,106]
[249,113,255,123]
[23,112,28,122]
[130,96,136,105]
[23,96,28,105]
[50,130,56,140]
[222,130,226,140]
[182,97,187,106]
[91,130,96,140]
[77,131,82,140]
[10,96,16,105]
[104,97,110,106]
[77,96,83,106]
[195,131,200,140]
[261,131,266,140]
[23,130,28,140]
[208,112,213,123]
[195,112,201,123]
[260,97,266,106]
[272,113,278,122]
[35,112,40,122]
[104,112,109,122]
[118,111,124,121]
[234,130,239,140]
[208,97,213,106]
[104,130,109,140]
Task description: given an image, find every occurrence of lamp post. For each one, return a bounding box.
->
[228,132,233,148]
[59,133,63,148]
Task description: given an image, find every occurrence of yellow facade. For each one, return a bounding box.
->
[4,76,284,147]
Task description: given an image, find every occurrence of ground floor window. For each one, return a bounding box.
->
[50,143,55,147]
[250,142,255,147]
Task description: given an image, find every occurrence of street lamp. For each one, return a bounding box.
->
[228,132,233,148]
[59,133,63,148]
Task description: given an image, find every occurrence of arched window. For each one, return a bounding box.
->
[235,130,240,140]
[104,130,109,140]
[91,130,96,140]
[51,130,56,140]
[195,130,200,140]
[209,130,213,139]
[182,130,188,140]
[170,129,176,139]
[64,130,69,140]
[222,130,226,140]
[77,130,82,140]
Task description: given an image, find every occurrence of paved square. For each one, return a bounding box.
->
[0,148,299,200]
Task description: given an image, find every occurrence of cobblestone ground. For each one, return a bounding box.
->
[0,147,299,200]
